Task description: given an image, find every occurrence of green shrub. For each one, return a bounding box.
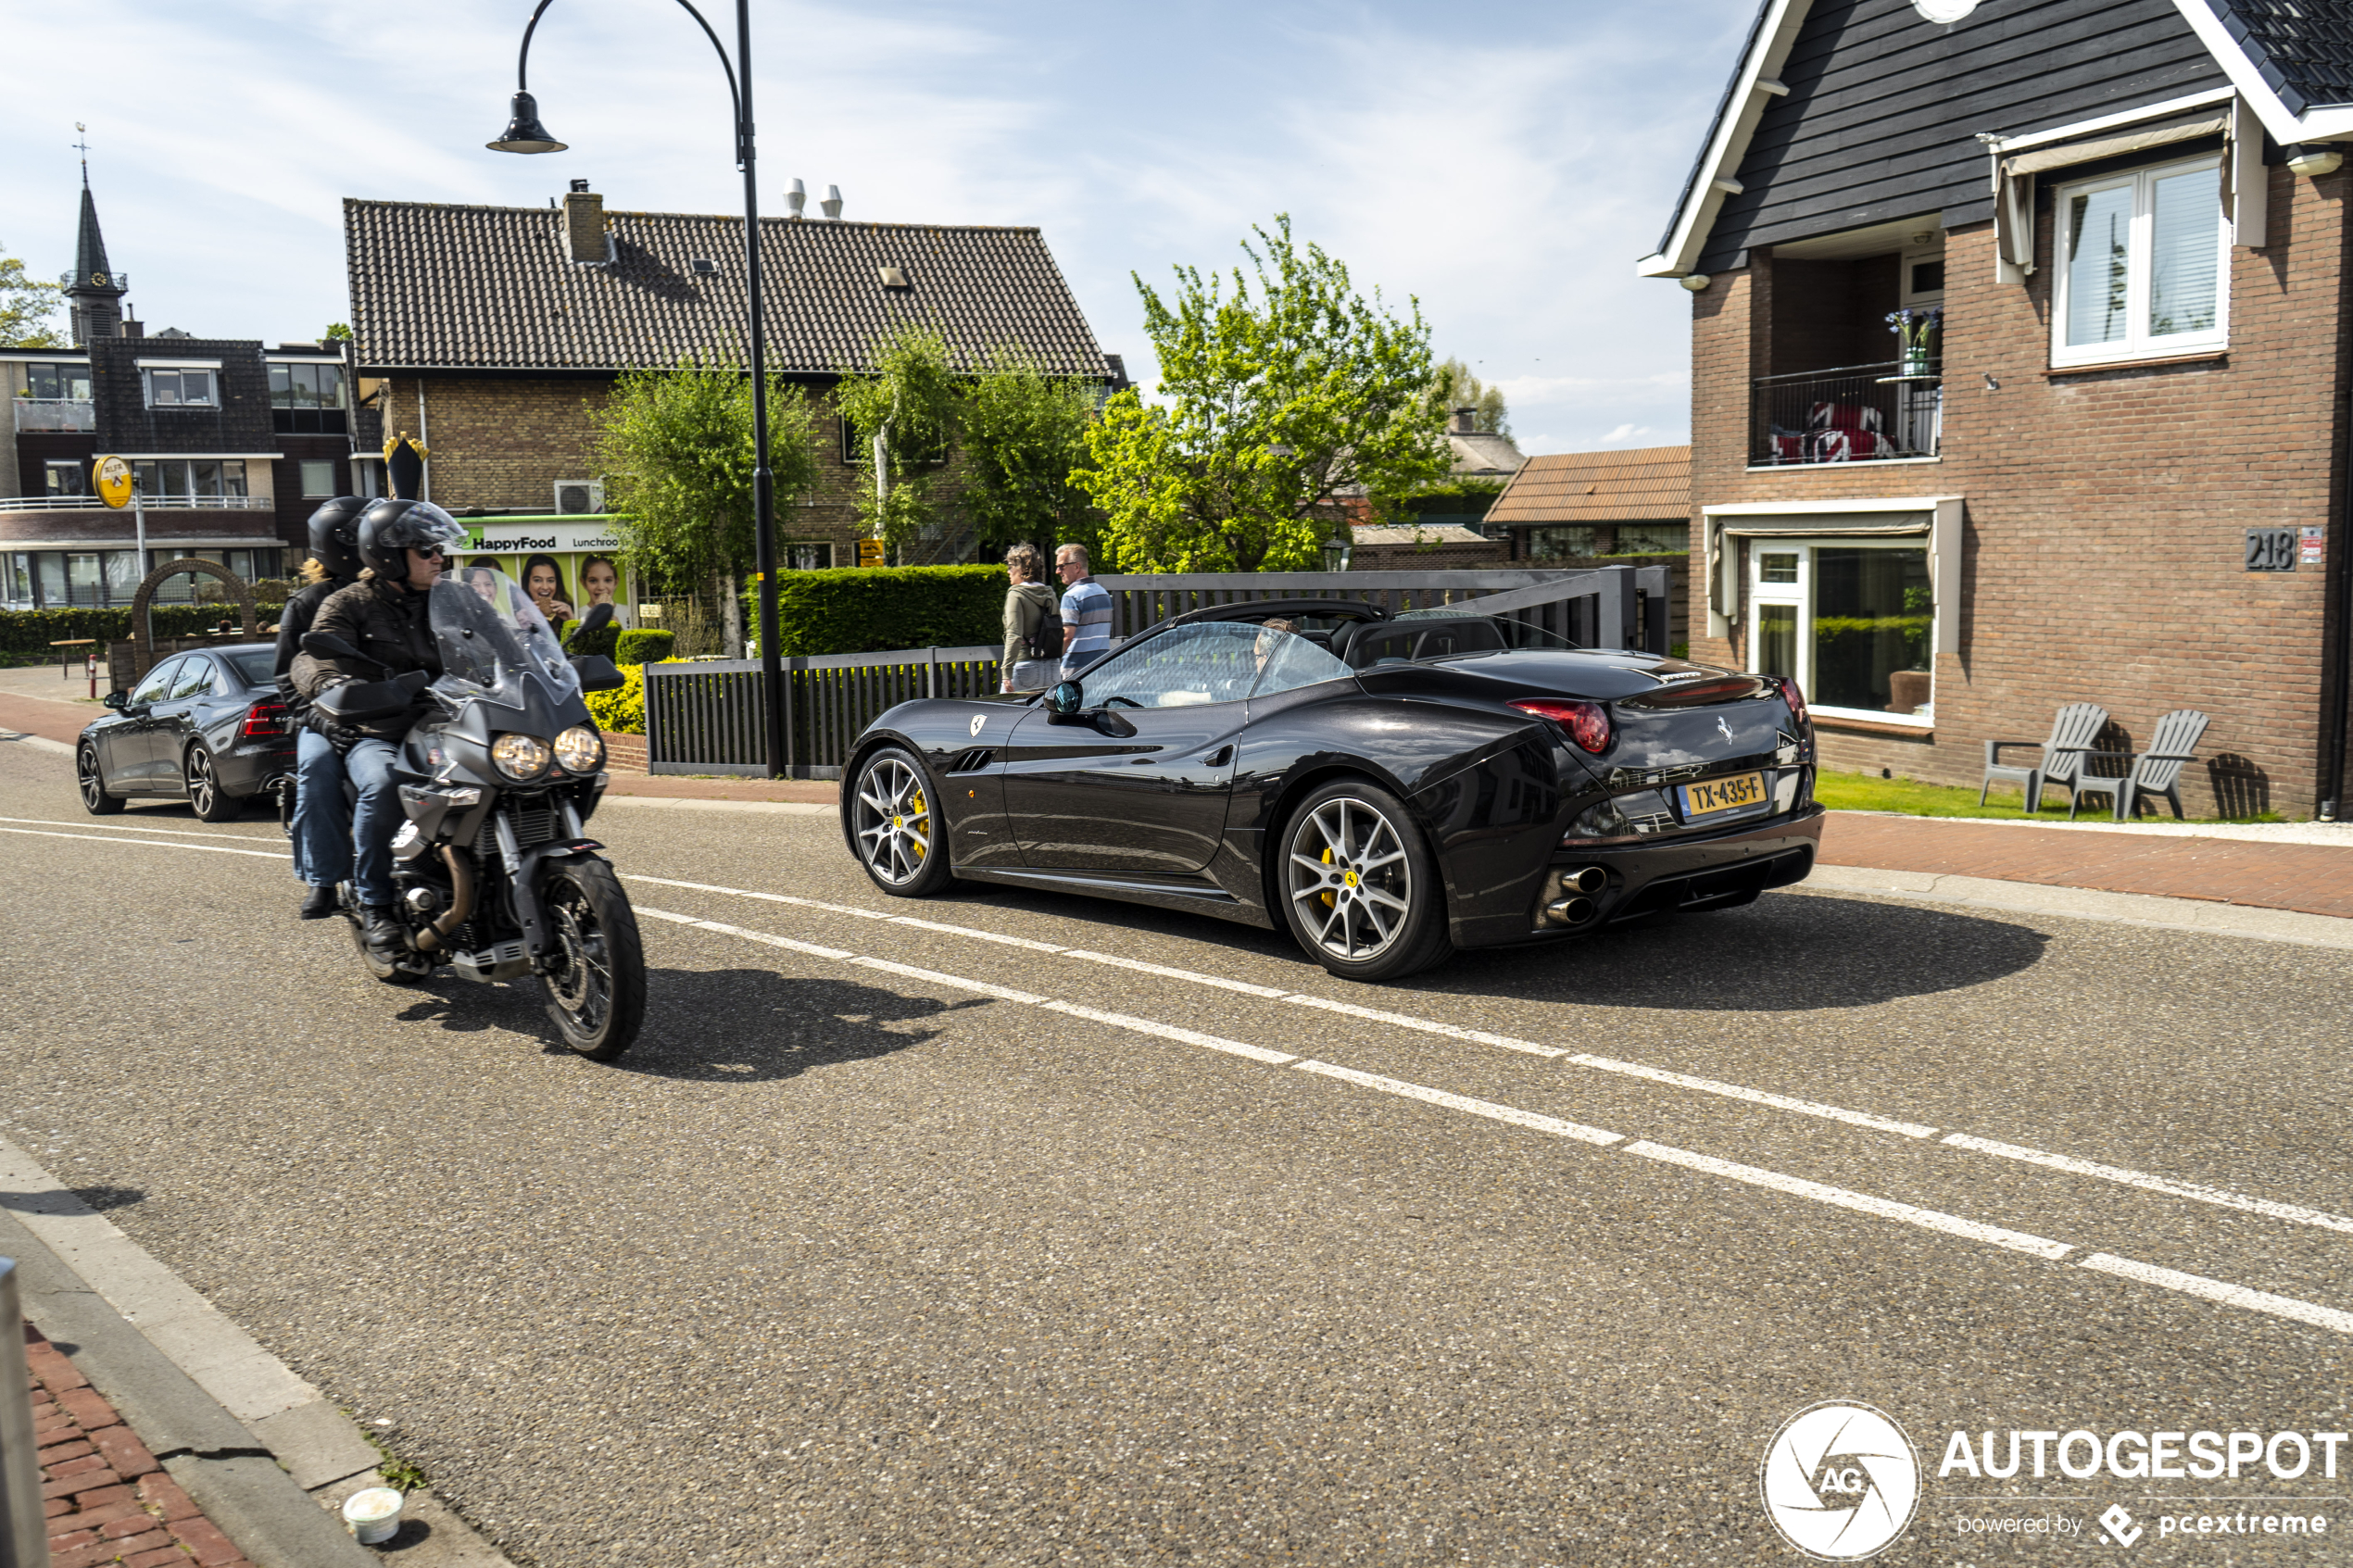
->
[561,619,623,660]
[613,628,674,666]
[586,658,674,734]
[744,565,1007,658]
[0,603,289,657]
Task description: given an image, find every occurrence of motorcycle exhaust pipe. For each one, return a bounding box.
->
[412,845,476,953]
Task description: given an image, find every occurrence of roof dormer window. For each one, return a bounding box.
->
[142,366,219,408]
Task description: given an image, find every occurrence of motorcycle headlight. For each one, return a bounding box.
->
[491,733,552,780]
[554,724,604,773]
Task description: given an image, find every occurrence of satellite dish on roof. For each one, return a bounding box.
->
[1913,0,1976,20]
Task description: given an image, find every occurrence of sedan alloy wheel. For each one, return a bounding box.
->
[1280,781,1452,980]
[184,745,242,822]
[78,743,124,815]
[849,746,953,897]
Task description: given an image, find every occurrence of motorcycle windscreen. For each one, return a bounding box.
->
[431,568,583,704]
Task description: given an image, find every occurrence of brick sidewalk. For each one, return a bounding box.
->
[0,690,96,747]
[22,1322,253,1568]
[1818,813,2353,920]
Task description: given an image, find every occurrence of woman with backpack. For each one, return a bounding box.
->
[1000,543,1061,693]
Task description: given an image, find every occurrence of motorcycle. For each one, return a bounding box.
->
[303,571,646,1061]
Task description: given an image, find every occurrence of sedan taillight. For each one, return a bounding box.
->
[1510,697,1612,754]
[242,699,289,740]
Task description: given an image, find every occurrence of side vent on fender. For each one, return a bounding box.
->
[946,747,996,773]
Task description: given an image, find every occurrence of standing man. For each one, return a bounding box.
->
[1055,544,1113,683]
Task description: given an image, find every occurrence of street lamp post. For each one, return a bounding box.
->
[489,0,787,779]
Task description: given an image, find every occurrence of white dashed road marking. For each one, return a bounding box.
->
[0,824,289,860]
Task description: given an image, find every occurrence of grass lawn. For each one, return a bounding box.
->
[1812,769,2283,823]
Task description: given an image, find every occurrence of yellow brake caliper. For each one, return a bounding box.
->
[908,787,925,861]
[1320,845,1335,909]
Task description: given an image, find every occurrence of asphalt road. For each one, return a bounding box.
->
[3,737,2348,1566]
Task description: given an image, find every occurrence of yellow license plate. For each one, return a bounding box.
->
[1680,771,1768,819]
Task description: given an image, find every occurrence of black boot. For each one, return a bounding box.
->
[362,905,406,960]
[299,884,338,920]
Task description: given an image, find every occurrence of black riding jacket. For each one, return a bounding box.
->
[290,576,443,742]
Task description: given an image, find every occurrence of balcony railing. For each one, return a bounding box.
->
[1753,360,1941,465]
[11,398,94,433]
[0,494,274,512]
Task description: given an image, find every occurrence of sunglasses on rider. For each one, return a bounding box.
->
[413,545,447,558]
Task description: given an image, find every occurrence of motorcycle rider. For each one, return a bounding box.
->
[274,498,367,919]
[291,498,468,959]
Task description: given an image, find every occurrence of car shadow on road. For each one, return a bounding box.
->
[928,882,2048,1012]
[391,966,989,1082]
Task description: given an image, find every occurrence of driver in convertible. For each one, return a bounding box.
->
[291,499,467,959]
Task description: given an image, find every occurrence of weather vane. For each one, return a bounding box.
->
[73,121,90,181]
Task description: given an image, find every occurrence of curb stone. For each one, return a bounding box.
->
[0,1136,517,1568]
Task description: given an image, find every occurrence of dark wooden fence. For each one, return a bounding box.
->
[644,565,1671,778]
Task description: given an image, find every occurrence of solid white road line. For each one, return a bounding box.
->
[0,814,280,840]
[1623,1141,2075,1261]
[2079,1253,2353,1336]
[1041,1000,1298,1065]
[1294,1060,1623,1145]
[1944,1134,2353,1236]
[0,824,288,860]
[1282,993,1564,1057]
[625,872,2353,1245]
[1572,1053,1940,1139]
[637,907,851,961]
[638,899,2353,1336]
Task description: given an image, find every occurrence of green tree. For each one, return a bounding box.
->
[833,324,962,548]
[1433,356,1508,435]
[1073,215,1452,573]
[587,356,824,599]
[960,345,1101,561]
[322,322,352,343]
[0,242,66,347]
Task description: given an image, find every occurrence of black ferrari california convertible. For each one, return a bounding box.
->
[839,598,1823,981]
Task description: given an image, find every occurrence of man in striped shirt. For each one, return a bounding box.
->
[1055,543,1114,679]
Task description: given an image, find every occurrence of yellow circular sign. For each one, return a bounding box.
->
[93,456,134,509]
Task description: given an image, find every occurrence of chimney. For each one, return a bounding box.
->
[1452,406,1478,434]
[821,184,844,220]
[786,178,806,220]
[121,312,144,339]
[563,180,606,263]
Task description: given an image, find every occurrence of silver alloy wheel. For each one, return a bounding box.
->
[1285,795,1414,962]
[78,746,107,809]
[853,756,932,885]
[546,884,610,1034]
[186,748,216,815]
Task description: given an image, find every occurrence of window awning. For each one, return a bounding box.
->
[1705,511,1931,617]
[1990,101,2259,282]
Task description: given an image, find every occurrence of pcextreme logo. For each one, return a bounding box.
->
[1760,1401,1922,1561]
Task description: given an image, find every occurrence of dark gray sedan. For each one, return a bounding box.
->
[77,643,296,821]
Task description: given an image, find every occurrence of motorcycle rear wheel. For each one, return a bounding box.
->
[540,858,645,1061]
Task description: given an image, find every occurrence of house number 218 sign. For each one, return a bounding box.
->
[2245,528,2298,571]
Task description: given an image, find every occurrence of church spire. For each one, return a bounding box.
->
[63,125,125,347]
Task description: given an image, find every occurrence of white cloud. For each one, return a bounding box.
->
[0,0,1753,456]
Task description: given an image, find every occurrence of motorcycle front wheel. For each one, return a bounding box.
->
[540,858,645,1061]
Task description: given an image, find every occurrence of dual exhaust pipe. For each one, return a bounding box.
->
[1542,864,1608,927]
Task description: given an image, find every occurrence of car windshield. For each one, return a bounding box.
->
[431,566,581,701]
[223,649,275,686]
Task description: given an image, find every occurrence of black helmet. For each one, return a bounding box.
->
[306,497,370,582]
[357,498,468,583]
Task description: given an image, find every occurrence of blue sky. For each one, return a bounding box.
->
[0,0,1756,454]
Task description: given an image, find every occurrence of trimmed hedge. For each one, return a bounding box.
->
[614,628,675,666]
[561,620,623,661]
[746,565,1007,658]
[0,603,289,658]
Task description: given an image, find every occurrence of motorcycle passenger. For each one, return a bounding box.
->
[291,499,467,959]
[274,498,367,920]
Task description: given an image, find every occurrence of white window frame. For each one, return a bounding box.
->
[142,365,220,408]
[2050,154,2230,369]
[1746,538,1935,730]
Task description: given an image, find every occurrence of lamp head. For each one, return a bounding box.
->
[488,91,567,155]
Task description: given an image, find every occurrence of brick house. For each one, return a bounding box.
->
[2,174,359,608]
[343,183,1115,572]
[1642,0,2353,820]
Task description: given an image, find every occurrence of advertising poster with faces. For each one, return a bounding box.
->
[461,523,633,631]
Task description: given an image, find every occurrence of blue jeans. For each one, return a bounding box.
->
[344,737,406,909]
[290,728,351,887]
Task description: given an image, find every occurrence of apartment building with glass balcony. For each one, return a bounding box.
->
[1643,0,2353,820]
[0,174,360,608]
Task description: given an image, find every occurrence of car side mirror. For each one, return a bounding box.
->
[300,630,363,661]
[1044,680,1086,722]
[102,690,128,710]
[571,653,626,693]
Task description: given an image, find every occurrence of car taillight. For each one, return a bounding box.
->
[1510,697,1612,754]
[242,700,288,740]
[1778,676,1807,724]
